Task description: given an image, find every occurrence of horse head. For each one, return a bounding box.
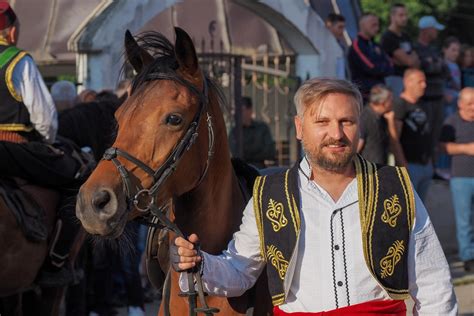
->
[76,28,216,238]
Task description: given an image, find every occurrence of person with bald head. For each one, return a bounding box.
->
[348,13,393,101]
[393,68,433,201]
[439,87,474,271]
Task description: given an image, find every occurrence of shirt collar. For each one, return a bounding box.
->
[298,156,359,208]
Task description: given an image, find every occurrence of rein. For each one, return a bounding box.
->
[102,73,218,316]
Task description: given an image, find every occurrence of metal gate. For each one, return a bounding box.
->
[198,52,300,167]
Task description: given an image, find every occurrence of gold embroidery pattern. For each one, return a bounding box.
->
[382,195,402,228]
[266,199,288,232]
[266,245,289,280]
[380,240,405,278]
[6,51,27,102]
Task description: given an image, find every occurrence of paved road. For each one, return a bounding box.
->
[118,179,474,316]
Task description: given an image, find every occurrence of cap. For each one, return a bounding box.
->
[0,2,16,30]
[418,16,445,30]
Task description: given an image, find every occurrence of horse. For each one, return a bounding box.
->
[76,28,273,315]
[0,179,85,316]
[0,98,117,315]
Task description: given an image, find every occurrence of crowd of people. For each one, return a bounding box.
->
[1,0,474,315]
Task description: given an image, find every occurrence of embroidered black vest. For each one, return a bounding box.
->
[253,155,415,306]
[0,44,34,132]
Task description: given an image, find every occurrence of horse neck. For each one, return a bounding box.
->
[174,92,246,254]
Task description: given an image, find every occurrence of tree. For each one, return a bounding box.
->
[360,0,458,42]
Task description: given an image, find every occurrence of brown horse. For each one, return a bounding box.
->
[76,28,272,315]
[0,181,85,316]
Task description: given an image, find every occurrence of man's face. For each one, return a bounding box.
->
[327,21,345,40]
[424,27,438,42]
[295,93,359,172]
[405,71,427,99]
[459,89,474,121]
[444,42,460,63]
[361,15,380,38]
[392,7,408,28]
[242,105,253,126]
[382,92,394,113]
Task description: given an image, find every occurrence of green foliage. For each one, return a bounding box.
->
[361,0,457,40]
[57,74,76,83]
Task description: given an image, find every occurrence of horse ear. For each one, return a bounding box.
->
[124,30,154,73]
[174,27,199,77]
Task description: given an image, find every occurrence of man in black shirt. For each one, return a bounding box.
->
[439,87,474,271]
[229,97,276,168]
[394,69,432,201]
[414,16,450,161]
[358,84,404,165]
[381,3,420,96]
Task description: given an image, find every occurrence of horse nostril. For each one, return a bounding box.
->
[92,190,112,211]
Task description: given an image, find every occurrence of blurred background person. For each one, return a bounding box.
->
[325,13,350,79]
[348,12,392,102]
[51,80,77,113]
[439,87,474,272]
[394,69,432,201]
[458,45,474,88]
[77,88,97,103]
[414,15,449,174]
[381,3,420,97]
[229,96,276,168]
[358,84,404,166]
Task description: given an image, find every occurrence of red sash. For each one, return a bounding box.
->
[273,300,406,316]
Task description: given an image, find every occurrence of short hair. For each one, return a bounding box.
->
[293,78,362,117]
[369,84,392,105]
[459,87,474,102]
[241,96,252,109]
[359,12,377,23]
[326,13,345,25]
[403,68,424,80]
[442,36,460,50]
[51,80,76,102]
[390,3,406,16]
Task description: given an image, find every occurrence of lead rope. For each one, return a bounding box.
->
[149,204,219,316]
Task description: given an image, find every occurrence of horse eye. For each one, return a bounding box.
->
[166,114,183,126]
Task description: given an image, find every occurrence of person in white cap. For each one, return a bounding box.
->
[51,80,77,112]
[414,15,450,181]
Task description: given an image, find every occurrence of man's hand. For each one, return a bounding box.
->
[171,234,202,272]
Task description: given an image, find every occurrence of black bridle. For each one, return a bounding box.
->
[102,73,218,316]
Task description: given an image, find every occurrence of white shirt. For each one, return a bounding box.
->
[181,158,457,315]
[11,54,57,142]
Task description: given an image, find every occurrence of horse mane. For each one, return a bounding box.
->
[124,31,229,114]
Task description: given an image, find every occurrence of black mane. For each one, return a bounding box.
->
[127,31,178,94]
[124,31,229,114]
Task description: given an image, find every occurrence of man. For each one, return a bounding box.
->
[348,13,393,101]
[229,96,276,168]
[381,3,420,96]
[358,84,404,165]
[51,80,77,112]
[325,13,349,80]
[0,2,84,286]
[394,69,432,201]
[439,87,474,272]
[414,16,450,165]
[174,78,457,315]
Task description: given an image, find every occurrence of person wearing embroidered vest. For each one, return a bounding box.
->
[0,2,86,287]
[174,78,457,315]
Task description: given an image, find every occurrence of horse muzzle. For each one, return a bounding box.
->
[76,186,127,237]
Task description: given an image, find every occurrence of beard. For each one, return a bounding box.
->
[302,137,356,173]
